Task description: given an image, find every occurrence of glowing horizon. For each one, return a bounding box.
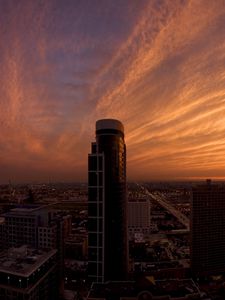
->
[1,0,225,183]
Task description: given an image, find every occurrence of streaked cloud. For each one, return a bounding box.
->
[1,0,225,182]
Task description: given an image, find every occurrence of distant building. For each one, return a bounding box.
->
[87,278,202,300]
[0,204,72,297]
[128,198,151,236]
[191,179,225,275]
[0,246,58,300]
[0,217,5,250]
[0,205,71,250]
[88,119,128,283]
[65,233,88,260]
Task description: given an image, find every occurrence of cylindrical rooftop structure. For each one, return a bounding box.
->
[96,119,124,133]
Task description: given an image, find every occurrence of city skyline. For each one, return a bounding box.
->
[1,0,225,183]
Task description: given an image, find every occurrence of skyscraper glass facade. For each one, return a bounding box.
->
[88,119,128,283]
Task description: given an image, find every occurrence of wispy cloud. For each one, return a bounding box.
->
[1,0,225,182]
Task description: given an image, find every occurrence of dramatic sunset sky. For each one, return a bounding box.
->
[1,0,225,183]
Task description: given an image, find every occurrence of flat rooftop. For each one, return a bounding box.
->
[0,246,57,277]
[128,198,149,202]
[3,203,56,216]
[88,279,201,300]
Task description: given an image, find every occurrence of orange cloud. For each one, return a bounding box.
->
[1,0,225,182]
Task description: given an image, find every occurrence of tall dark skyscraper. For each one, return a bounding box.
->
[88,119,128,283]
[191,179,225,276]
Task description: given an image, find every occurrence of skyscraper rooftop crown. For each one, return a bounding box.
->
[96,119,124,133]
